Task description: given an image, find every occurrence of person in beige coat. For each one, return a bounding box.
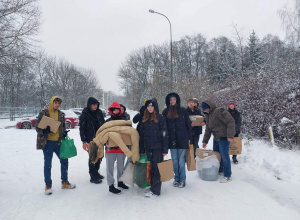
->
[201,98,235,183]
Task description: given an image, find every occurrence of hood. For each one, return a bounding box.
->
[202,98,217,112]
[119,104,126,113]
[87,97,100,110]
[48,96,61,113]
[165,92,181,108]
[108,102,123,117]
[145,98,159,114]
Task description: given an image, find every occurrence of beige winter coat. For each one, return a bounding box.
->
[91,120,140,163]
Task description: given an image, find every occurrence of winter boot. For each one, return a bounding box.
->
[109,184,121,195]
[90,173,102,184]
[220,177,232,183]
[173,180,180,187]
[45,185,52,195]
[62,181,76,189]
[179,181,186,188]
[96,172,105,180]
[232,156,238,164]
[118,181,129,190]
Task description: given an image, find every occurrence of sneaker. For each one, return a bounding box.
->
[62,181,76,189]
[109,184,121,195]
[218,171,224,175]
[179,181,186,188]
[220,177,232,183]
[232,156,238,164]
[173,180,180,187]
[118,181,129,190]
[145,190,157,198]
[45,185,52,195]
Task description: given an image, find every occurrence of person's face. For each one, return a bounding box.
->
[53,101,61,110]
[147,105,154,113]
[229,104,235,110]
[188,101,194,109]
[194,102,198,107]
[113,109,120,115]
[170,97,177,106]
[90,104,98,111]
[121,107,124,113]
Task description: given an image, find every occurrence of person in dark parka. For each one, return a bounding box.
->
[120,104,130,120]
[79,97,105,184]
[140,99,168,197]
[162,92,192,188]
[227,100,242,164]
[132,101,147,134]
[186,98,205,157]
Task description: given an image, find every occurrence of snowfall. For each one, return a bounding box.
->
[0,110,300,220]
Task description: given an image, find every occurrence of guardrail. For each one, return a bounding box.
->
[0,107,41,121]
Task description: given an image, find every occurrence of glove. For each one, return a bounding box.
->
[43,126,51,135]
[63,130,70,138]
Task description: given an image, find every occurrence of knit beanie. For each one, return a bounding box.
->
[227,100,236,108]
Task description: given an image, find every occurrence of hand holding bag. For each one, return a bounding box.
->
[60,135,77,159]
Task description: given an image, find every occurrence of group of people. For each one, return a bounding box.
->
[36,93,242,197]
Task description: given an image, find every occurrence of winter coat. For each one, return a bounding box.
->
[35,96,66,149]
[139,99,169,154]
[120,104,131,120]
[162,92,192,149]
[92,120,140,163]
[106,102,127,122]
[79,97,105,143]
[228,108,242,136]
[186,106,203,136]
[202,98,235,143]
[133,105,146,133]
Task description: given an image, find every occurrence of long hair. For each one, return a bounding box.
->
[167,104,178,119]
[142,109,158,123]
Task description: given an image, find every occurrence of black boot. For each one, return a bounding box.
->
[96,172,105,180]
[90,173,102,184]
[232,156,238,164]
[109,184,121,195]
[118,181,129,190]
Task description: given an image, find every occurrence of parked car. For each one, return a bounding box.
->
[69,108,83,117]
[16,110,79,129]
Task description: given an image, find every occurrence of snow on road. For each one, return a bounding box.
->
[0,113,300,220]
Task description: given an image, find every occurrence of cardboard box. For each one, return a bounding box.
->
[189,115,204,126]
[108,134,132,147]
[196,148,221,162]
[229,137,242,155]
[37,115,61,133]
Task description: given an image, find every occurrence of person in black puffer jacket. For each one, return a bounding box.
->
[186,98,205,158]
[79,97,105,184]
[120,104,130,120]
[133,100,147,134]
[162,92,192,188]
[227,100,242,164]
[140,99,168,197]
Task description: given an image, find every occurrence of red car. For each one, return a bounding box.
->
[16,110,79,129]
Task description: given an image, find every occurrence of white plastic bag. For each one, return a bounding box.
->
[196,155,220,181]
[119,162,135,187]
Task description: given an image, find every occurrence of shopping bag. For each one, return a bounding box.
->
[229,137,242,155]
[133,162,151,188]
[59,136,77,159]
[186,144,196,171]
[119,162,135,187]
[157,159,174,182]
[138,154,150,163]
[196,155,220,181]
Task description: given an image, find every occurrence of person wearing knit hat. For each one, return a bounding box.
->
[227,100,242,164]
[193,98,199,108]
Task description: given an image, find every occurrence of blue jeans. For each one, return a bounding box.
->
[170,149,186,182]
[43,141,68,186]
[213,139,231,178]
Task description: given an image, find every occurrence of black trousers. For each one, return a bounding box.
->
[89,157,102,175]
[192,134,200,158]
[146,148,163,195]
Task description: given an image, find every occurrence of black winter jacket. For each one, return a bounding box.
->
[139,99,168,154]
[228,108,242,136]
[162,92,192,149]
[133,105,146,133]
[79,97,105,143]
[186,106,203,135]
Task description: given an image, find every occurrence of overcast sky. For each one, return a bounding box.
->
[39,0,294,95]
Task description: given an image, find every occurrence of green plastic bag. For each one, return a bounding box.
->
[138,154,150,163]
[133,162,151,188]
[60,136,77,159]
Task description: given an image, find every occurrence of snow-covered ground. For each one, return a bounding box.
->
[0,111,300,220]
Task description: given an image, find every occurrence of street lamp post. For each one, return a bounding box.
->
[149,9,173,91]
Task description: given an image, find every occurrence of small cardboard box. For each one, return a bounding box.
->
[37,115,61,133]
[108,134,132,147]
[189,115,204,126]
[196,148,221,162]
[229,137,242,155]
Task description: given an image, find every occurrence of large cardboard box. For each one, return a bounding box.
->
[108,134,132,147]
[37,115,61,133]
[229,137,242,155]
[189,115,204,126]
[196,148,221,162]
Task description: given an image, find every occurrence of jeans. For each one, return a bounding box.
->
[43,141,68,186]
[213,139,232,178]
[170,149,186,182]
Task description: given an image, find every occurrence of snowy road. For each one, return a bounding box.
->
[0,119,300,220]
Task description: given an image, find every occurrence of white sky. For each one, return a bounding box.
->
[39,0,294,95]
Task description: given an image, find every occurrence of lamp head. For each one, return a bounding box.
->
[149,9,155,13]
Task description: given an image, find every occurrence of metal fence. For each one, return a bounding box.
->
[0,107,41,121]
